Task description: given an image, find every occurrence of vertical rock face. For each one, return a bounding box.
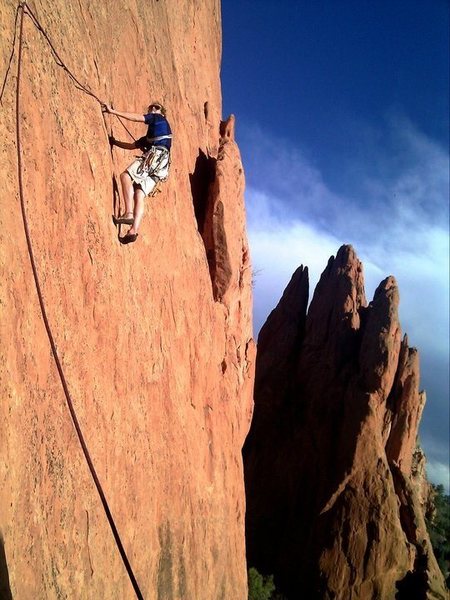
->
[0,1,254,598]
[244,245,446,600]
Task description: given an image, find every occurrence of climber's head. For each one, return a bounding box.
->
[148,102,166,117]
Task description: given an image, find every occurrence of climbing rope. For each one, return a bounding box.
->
[9,4,144,598]
[1,1,136,142]
[0,4,20,104]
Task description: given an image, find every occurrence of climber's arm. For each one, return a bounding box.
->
[109,136,139,150]
[102,103,145,122]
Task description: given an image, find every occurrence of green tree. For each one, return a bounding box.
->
[426,484,450,585]
[248,568,276,600]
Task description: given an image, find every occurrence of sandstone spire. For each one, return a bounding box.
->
[244,244,447,599]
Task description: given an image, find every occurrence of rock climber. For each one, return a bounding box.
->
[102,101,172,244]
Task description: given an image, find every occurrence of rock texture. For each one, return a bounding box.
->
[411,447,436,521]
[0,1,255,598]
[244,245,447,600]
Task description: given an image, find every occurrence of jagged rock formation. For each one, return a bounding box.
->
[244,245,447,600]
[0,1,255,598]
[411,447,436,521]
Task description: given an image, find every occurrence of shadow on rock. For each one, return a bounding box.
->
[0,533,12,600]
[189,149,216,235]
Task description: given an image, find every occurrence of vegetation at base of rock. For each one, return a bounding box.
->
[426,484,450,585]
[248,568,274,600]
[248,568,287,600]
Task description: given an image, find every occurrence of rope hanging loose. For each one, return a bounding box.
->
[11,4,144,598]
[1,2,136,142]
[0,4,20,104]
[26,0,136,141]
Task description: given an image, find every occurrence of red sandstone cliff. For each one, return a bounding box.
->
[244,245,447,600]
[0,1,255,598]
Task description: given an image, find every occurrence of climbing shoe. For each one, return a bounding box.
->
[119,232,139,245]
[113,213,134,225]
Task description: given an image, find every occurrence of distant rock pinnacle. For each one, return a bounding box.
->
[244,244,447,600]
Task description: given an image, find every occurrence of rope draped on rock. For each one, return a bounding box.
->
[4,3,144,598]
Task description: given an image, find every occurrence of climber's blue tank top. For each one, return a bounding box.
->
[143,113,172,150]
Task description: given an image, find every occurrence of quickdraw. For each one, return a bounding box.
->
[137,146,170,182]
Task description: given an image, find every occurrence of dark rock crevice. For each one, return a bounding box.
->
[395,548,429,600]
[0,534,12,600]
[190,149,216,237]
[190,146,232,302]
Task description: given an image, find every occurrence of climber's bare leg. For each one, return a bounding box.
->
[128,187,145,235]
[120,171,135,217]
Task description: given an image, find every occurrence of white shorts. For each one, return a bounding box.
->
[126,147,170,197]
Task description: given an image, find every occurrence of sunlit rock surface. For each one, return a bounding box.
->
[0,1,254,598]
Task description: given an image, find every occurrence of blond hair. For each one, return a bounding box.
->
[149,101,166,117]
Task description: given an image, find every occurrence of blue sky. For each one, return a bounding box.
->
[221,0,449,490]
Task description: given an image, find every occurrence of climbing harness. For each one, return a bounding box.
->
[3,3,144,598]
[138,146,170,182]
[145,134,173,144]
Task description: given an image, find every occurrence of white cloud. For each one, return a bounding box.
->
[248,203,342,331]
[426,460,450,494]
[242,116,449,477]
